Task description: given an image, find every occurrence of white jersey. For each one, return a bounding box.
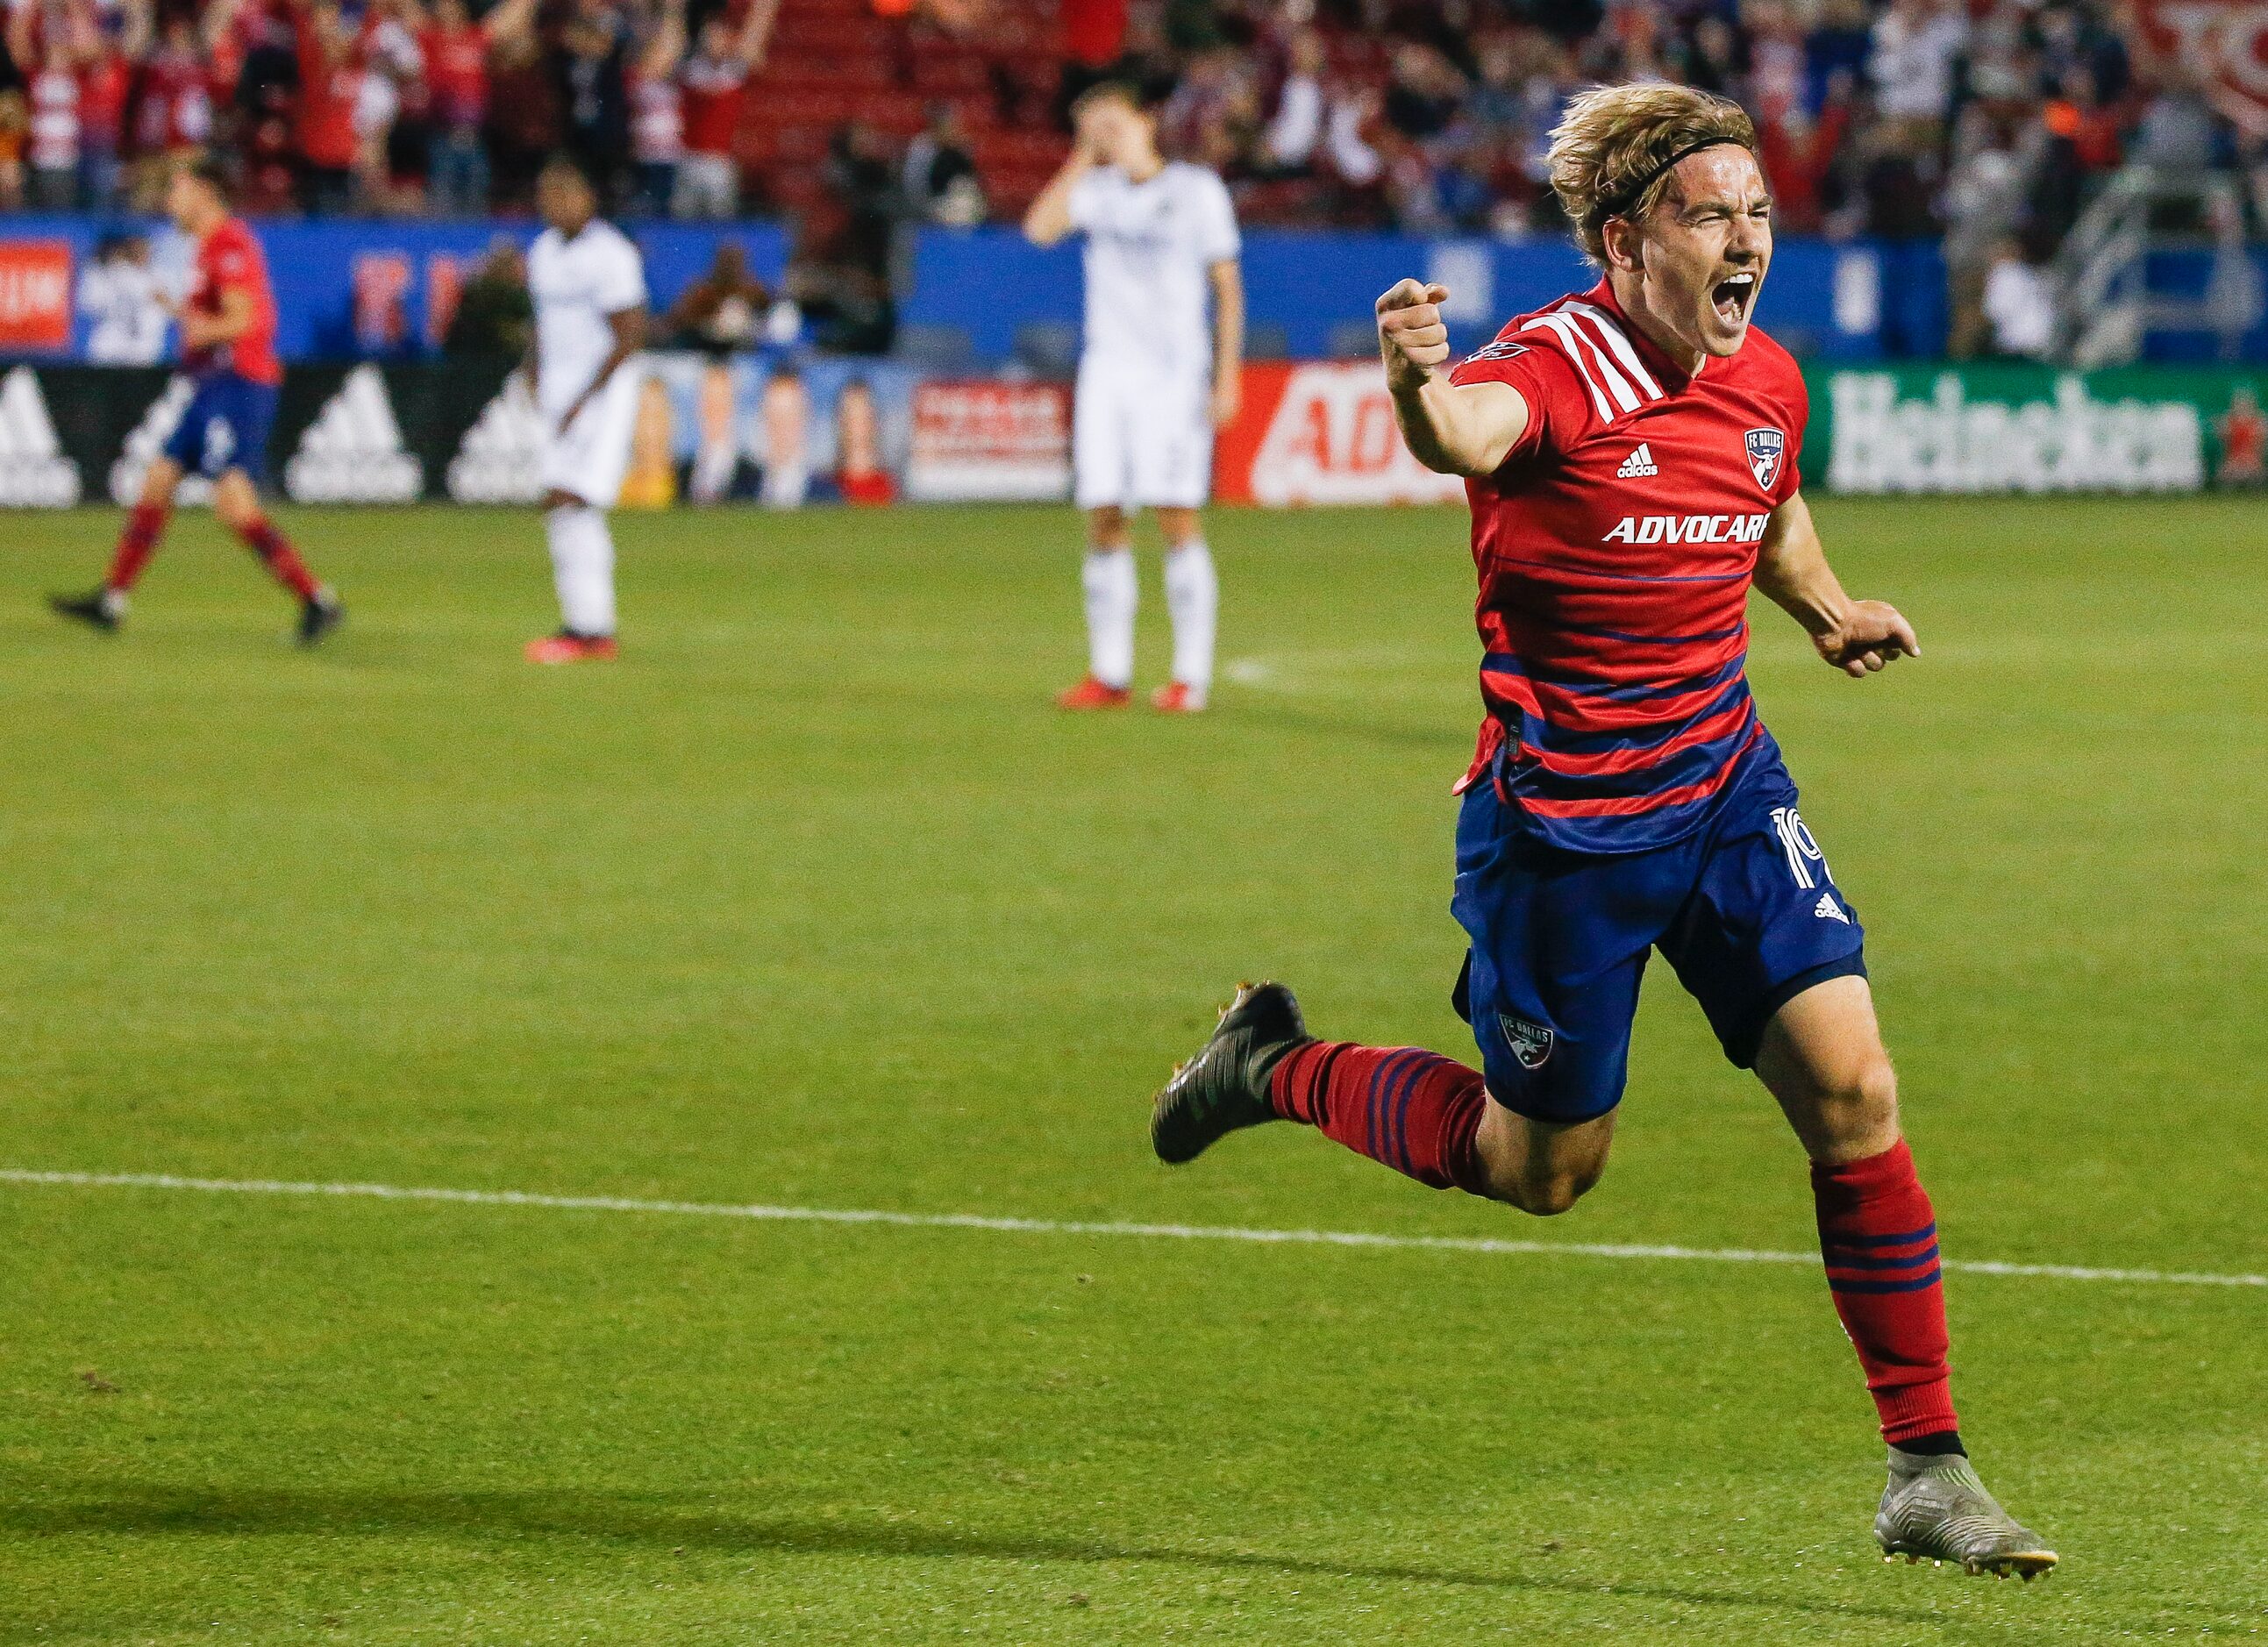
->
[1068,161,1239,379]
[529,219,648,417]
[79,260,170,366]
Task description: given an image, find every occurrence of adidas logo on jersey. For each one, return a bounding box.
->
[1615,443,1658,479]
[1814,893,1851,923]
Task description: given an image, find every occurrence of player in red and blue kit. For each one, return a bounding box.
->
[51,156,342,645]
[1150,85,2058,1577]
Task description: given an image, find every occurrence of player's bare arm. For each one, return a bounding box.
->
[556,305,646,432]
[1022,139,1098,247]
[1209,258,1244,428]
[179,285,252,351]
[1376,279,1528,476]
[1754,491,1921,677]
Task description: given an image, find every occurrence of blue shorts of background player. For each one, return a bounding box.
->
[1451,734,1868,1124]
[160,372,280,487]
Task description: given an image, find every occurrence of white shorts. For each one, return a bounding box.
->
[539,362,644,509]
[1073,358,1212,512]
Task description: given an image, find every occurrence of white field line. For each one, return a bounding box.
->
[2,1167,2261,1290]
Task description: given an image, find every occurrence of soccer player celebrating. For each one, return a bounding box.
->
[1152,85,2058,1578]
[1024,76,1244,714]
[51,157,342,645]
[524,155,649,664]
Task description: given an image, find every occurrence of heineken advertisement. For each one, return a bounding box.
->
[1807,363,2267,495]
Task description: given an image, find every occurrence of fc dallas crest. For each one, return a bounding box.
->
[1744,426,1787,491]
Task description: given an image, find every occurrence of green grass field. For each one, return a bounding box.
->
[2,496,2264,1645]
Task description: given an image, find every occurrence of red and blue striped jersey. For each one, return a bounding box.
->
[1448,280,1808,854]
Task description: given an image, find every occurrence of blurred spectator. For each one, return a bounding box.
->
[1869,0,1965,133]
[553,0,632,209]
[673,1,773,219]
[26,35,82,207]
[2132,64,2221,175]
[668,239,767,501]
[441,236,532,356]
[423,0,538,216]
[625,0,684,215]
[1263,26,1323,170]
[0,88,28,210]
[903,100,985,225]
[129,11,214,207]
[77,11,132,210]
[1981,233,2056,358]
[296,2,360,213]
[78,228,169,361]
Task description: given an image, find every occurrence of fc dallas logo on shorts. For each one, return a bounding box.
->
[1745,427,1786,492]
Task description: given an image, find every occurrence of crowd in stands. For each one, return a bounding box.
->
[1,0,2263,359]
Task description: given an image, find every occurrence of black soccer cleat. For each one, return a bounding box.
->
[49,588,121,634]
[1151,981,1312,1165]
[296,589,344,647]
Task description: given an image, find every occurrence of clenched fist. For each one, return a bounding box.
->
[1377,278,1452,390]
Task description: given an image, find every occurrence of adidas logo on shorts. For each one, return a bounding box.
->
[1615,443,1658,479]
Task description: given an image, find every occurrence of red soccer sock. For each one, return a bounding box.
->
[239,518,322,601]
[1814,1138,1960,1446]
[1268,1041,1490,1194]
[105,501,171,592]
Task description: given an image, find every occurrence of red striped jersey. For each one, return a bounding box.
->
[183,217,282,389]
[1446,279,1808,854]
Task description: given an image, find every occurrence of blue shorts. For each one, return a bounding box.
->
[1451,736,1867,1124]
[161,373,280,486]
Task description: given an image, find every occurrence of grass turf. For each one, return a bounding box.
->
[0,497,2262,1644]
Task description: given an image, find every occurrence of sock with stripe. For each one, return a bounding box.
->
[1267,1042,1491,1194]
[106,500,171,594]
[1814,1138,1960,1446]
[237,518,323,602]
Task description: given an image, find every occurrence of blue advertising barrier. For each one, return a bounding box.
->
[5,211,2262,365]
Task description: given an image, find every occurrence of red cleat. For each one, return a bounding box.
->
[524,632,619,664]
[1150,681,1208,714]
[1057,674,1131,710]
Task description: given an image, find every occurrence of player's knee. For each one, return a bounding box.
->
[1482,1151,1604,1216]
[1815,1051,1901,1159]
[1086,506,1128,546]
[215,491,259,534]
[1525,1151,1608,1216]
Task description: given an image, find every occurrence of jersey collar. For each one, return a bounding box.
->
[1586,278,1698,394]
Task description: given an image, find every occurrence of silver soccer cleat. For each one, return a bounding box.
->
[1874,1448,2058,1579]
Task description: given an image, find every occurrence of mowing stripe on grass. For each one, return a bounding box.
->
[4,1166,2262,1289]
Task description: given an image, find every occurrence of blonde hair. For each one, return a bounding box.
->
[1547,83,1758,264]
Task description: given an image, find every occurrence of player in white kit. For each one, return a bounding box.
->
[524,156,650,663]
[1024,78,1245,713]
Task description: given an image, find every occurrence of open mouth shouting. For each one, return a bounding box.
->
[1705,267,1759,322]
[1711,268,1758,325]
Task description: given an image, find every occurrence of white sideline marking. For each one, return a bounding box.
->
[2,1167,2262,1290]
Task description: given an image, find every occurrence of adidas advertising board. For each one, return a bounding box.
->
[0,360,2259,507]
[1214,361,1466,506]
[446,373,546,503]
[0,366,82,506]
[284,366,424,503]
